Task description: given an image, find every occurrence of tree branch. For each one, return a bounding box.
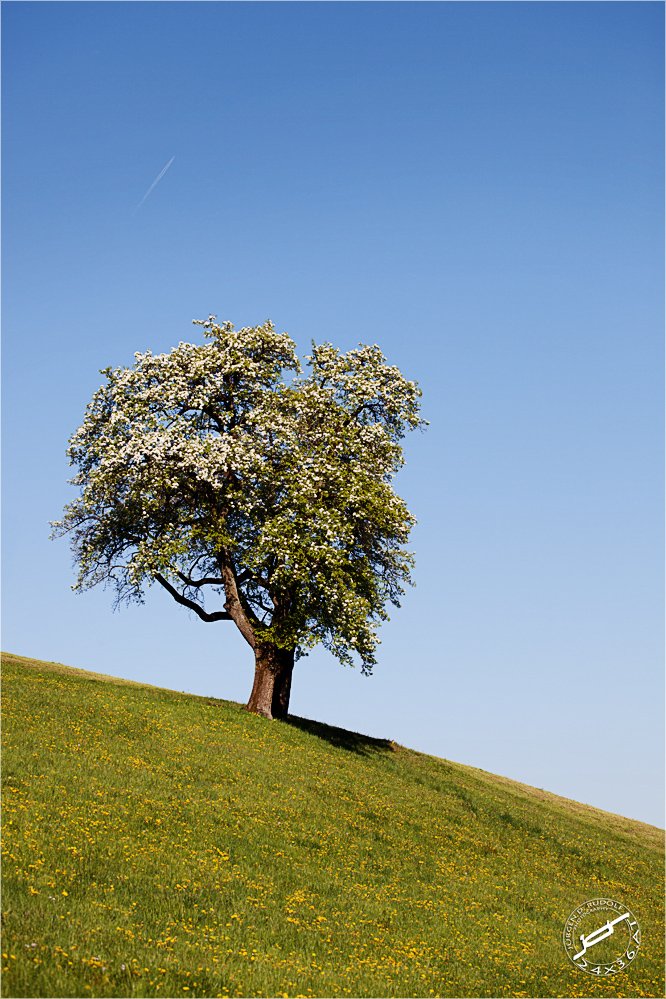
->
[176,571,227,588]
[175,567,265,590]
[217,546,258,649]
[154,573,232,622]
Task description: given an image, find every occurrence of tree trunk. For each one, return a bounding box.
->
[271,647,294,720]
[246,643,294,720]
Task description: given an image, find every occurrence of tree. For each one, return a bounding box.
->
[52,317,425,719]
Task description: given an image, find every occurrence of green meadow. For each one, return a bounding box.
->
[1,652,663,999]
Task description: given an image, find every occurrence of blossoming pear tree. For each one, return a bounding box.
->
[52,317,425,719]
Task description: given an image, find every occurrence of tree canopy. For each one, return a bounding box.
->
[52,317,425,718]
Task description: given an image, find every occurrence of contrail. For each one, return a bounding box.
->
[135,156,175,211]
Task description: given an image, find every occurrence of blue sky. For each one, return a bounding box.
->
[2,2,663,826]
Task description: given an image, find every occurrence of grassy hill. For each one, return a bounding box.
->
[1,651,663,999]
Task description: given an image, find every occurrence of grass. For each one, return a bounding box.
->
[1,650,664,999]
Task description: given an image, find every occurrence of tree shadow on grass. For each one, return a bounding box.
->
[285,714,395,758]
